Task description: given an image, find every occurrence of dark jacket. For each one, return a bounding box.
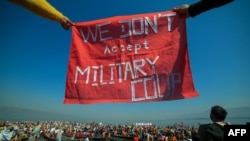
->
[206,123,225,141]
[189,0,234,17]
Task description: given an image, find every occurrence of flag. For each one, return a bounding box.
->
[64,10,199,104]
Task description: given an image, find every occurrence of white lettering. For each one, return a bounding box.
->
[104,45,111,54]
[145,56,159,74]
[143,39,149,49]
[73,57,182,102]
[132,18,144,35]
[103,41,150,55]
[124,62,135,80]
[98,22,112,41]
[74,56,159,85]
[235,129,240,136]
[119,20,132,38]
[171,72,181,96]
[241,129,246,136]
[131,79,144,101]
[80,13,175,42]
[133,59,147,78]
[74,66,90,84]
[116,62,125,83]
[109,64,115,84]
[80,27,98,42]
[228,129,235,136]
[131,73,181,102]
[134,44,141,54]
[159,13,176,32]
[228,129,247,136]
[92,66,99,86]
[100,65,107,85]
[144,77,157,99]
[144,16,158,34]
[111,45,118,53]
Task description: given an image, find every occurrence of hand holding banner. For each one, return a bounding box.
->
[64,10,199,104]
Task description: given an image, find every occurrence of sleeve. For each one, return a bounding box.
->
[206,126,215,141]
[9,0,65,23]
[188,0,234,17]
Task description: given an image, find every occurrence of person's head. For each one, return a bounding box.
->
[210,105,227,122]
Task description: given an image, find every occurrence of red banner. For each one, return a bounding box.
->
[64,10,199,104]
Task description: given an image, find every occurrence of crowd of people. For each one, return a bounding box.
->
[1,105,231,141]
[0,105,232,141]
[0,120,199,141]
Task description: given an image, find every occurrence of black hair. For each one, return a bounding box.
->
[210,105,227,121]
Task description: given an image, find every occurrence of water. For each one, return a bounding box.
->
[105,117,250,127]
[148,117,250,127]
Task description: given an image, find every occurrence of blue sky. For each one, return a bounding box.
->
[1,0,249,123]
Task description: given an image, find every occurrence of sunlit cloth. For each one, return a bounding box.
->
[0,130,15,141]
[9,0,64,23]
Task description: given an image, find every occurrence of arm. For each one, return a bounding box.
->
[188,0,234,17]
[9,0,73,30]
[206,126,215,141]
[206,124,225,141]
[173,0,234,18]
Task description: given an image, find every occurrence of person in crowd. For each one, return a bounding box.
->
[9,0,74,30]
[191,126,200,141]
[0,125,15,141]
[206,105,230,141]
[173,0,234,18]
[168,131,178,141]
